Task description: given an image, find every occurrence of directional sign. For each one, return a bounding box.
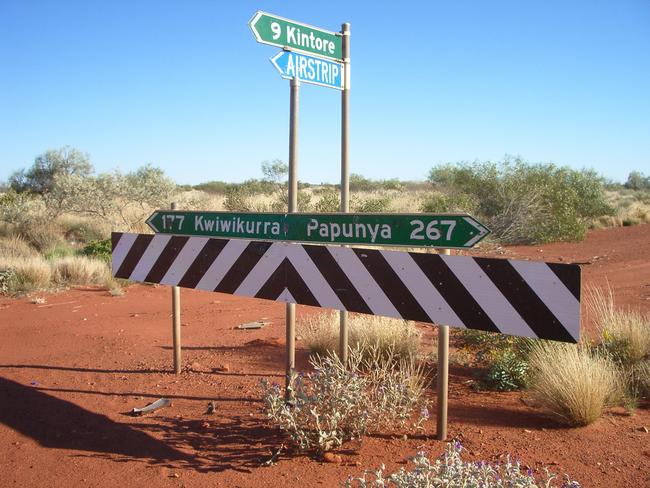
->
[113,232,581,343]
[249,11,342,61]
[146,211,491,249]
[270,51,344,90]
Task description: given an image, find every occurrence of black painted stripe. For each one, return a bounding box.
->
[111,232,123,251]
[215,241,272,293]
[410,253,501,333]
[115,234,154,279]
[177,238,229,289]
[353,249,430,322]
[255,258,320,307]
[144,236,190,284]
[474,258,575,342]
[547,262,581,301]
[303,244,372,314]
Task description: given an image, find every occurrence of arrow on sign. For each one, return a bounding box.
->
[270,51,344,90]
[249,11,342,61]
[462,217,490,247]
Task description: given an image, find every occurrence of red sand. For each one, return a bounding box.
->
[1,224,649,487]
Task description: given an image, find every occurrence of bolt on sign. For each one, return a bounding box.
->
[112,232,581,343]
[249,11,343,60]
[146,211,491,249]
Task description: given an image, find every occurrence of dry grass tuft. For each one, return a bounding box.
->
[300,312,421,366]
[0,256,52,293]
[587,285,650,365]
[528,341,622,426]
[52,256,111,285]
[0,235,38,259]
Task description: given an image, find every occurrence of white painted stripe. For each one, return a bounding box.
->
[160,237,208,286]
[509,260,581,341]
[195,239,251,291]
[440,254,538,338]
[382,251,466,329]
[277,288,296,304]
[235,242,287,297]
[285,245,345,310]
[129,234,172,282]
[111,233,138,275]
[327,247,400,318]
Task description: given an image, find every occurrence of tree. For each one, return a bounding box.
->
[10,146,93,194]
[261,159,288,183]
[624,171,650,190]
[45,164,176,229]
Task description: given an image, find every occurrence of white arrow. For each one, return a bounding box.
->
[146,212,161,233]
[463,216,490,247]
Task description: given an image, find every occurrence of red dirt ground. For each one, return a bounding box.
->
[1,224,649,487]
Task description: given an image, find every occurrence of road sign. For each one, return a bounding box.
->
[146,211,491,249]
[249,11,342,61]
[271,51,344,90]
[112,232,581,343]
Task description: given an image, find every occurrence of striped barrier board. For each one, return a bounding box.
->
[112,232,581,343]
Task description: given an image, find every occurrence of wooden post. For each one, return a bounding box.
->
[436,248,451,440]
[171,202,181,374]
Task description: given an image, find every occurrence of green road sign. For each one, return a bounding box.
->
[146,211,490,249]
[249,11,342,61]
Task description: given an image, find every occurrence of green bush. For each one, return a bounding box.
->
[424,159,613,244]
[193,180,233,194]
[352,195,392,213]
[81,239,112,262]
[456,330,533,391]
[314,190,340,213]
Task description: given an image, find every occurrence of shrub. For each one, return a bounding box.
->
[52,256,111,285]
[0,190,48,227]
[456,330,533,391]
[81,239,112,262]
[424,159,613,244]
[352,194,392,213]
[346,441,580,487]
[527,342,621,426]
[193,180,233,194]
[300,312,421,366]
[314,190,340,213]
[271,189,312,212]
[484,349,530,391]
[261,349,428,454]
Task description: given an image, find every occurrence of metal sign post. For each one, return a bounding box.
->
[436,248,451,440]
[170,202,181,374]
[286,77,300,396]
[339,22,351,366]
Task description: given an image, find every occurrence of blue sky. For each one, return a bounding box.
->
[1,0,648,185]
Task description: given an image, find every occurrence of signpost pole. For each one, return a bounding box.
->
[171,202,182,374]
[339,22,351,366]
[436,248,451,440]
[286,77,300,397]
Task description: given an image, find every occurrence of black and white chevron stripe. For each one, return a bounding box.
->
[112,232,581,343]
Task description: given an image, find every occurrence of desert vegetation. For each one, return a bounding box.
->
[346,441,580,487]
[2,148,649,296]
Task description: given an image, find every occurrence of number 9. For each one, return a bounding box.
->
[271,22,281,40]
